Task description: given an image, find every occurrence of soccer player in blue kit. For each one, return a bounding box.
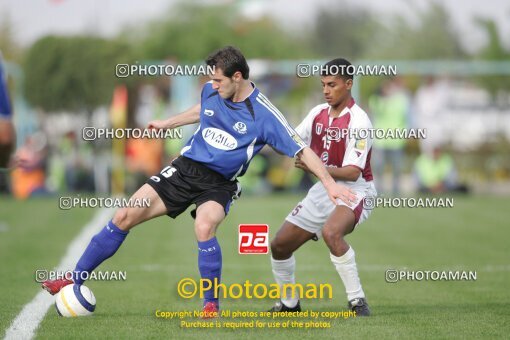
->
[42,46,357,316]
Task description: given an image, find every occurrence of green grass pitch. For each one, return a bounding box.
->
[1,194,509,339]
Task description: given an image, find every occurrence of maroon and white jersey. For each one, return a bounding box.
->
[295,98,374,185]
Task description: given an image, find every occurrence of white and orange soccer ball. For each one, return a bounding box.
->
[55,284,96,317]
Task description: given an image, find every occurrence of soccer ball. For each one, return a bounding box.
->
[55,284,96,317]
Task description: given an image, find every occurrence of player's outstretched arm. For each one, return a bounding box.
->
[297,147,357,206]
[148,103,201,130]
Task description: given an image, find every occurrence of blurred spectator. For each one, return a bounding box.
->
[10,133,49,199]
[414,77,450,154]
[62,131,94,192]
[0,51,15,193]
[46,131,94,193]
[125,136,164,191]
[369,77,411,194]
[414,146,468,194]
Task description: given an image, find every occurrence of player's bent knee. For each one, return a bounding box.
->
[270,238,292,259]
[112,208,137,231]
[194,221,216,241]
[321,227,343,244]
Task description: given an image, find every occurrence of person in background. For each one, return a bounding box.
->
[369,77,411,195]
[0,51,15,193]
[414,146,468,194]
[10,133,49,199]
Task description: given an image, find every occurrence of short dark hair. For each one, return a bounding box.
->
[206,46,250,79]
[321,58,353,81]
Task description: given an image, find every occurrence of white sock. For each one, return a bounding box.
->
[271,255,299,308]
[330,247,365,301]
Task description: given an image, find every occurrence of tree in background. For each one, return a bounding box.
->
[351,2,465,103]
[474,18,510,104]
[23,36,136,113]
[0,14,22,62]
[312,5,381,59]
[139,2,309,61]
[311,2,463,60]
[365,2,464,60]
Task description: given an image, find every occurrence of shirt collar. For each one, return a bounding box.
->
[328,97,355,117]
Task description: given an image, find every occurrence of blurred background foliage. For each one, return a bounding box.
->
[0,0,504,113]
[1,0,509,195]
[23,36,137,113]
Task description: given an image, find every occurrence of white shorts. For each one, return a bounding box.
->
[286,181,377,239]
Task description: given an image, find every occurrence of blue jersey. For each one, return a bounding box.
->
[182,82,306,180]
[0,58,12,119]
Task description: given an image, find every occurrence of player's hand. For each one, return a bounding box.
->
[294,158,312,173]
[147,119,169,130]
[325,183,357,207]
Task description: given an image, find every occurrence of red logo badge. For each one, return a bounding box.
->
[238,224,269,254]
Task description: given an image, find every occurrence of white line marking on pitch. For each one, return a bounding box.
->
[3,208,113,340]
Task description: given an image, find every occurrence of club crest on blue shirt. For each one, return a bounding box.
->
[233,122,247,134]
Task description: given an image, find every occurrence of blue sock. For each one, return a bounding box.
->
[198,237,222,307]
[73,220,128,284]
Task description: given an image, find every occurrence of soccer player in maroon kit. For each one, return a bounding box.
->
[269,58,376,316]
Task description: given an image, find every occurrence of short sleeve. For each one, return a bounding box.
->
[259,108,306,158]
[295,104,325,146]
[342,114,373,170]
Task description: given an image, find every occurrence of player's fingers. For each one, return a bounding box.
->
[330,194,351,207]
[345,189,357,203]
[328,193,337,205]
[339,193,353,207]
[147,121,161,130]
[333,188,357,207]
[339,186,355,200]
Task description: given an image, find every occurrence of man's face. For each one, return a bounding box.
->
[320,75,352,107]
[209,67,238,99]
